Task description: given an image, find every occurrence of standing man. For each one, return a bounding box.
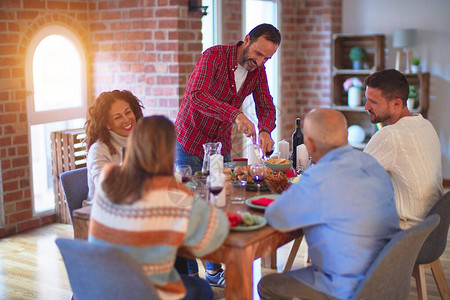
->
[175,23,280,169]
[258,108,399,299]
[364,69,443,230]
[174,23,281,287]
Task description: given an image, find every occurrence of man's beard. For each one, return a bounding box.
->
[240,45,258,72]
[369,110,390,124]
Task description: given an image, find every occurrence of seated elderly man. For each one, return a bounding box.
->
[258,108,400,300]
[363,69,443,230]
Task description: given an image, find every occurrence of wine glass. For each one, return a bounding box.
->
[250,163,267,195]
[176,165,193,183]
[264,148,274,161]
[207,173,226,206]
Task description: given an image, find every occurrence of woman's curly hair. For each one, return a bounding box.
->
[84,90,144,155]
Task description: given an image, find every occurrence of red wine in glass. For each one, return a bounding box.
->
[181,176,191,183]
[209,186,223,195]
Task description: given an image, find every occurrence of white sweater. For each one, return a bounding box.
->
[364,114,443,229]
[86,131,128,203]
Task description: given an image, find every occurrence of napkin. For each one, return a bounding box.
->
[251,197,275,207]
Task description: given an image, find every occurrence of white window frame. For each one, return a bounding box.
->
[25,24,88,215]
[25,24,88,126]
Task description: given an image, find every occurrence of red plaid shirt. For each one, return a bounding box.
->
[175,42,276,158]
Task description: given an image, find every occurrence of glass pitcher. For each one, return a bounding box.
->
[202,142,222,174]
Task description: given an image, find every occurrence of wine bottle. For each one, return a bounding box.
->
[291,118,304,169]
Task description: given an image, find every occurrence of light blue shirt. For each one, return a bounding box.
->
[265,145,399,299]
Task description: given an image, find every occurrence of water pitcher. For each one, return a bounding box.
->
[202,142,222,174]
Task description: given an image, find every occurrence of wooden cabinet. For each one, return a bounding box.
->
[330,33,430,148]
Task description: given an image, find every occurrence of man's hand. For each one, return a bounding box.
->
[259,131,274,155]
[234,113,256,142]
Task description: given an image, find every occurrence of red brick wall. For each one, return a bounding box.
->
[278,0,342,142]
[0,1,91,237]
[0,0,202,237]
[89,1,203,120]
[0,0,341,237]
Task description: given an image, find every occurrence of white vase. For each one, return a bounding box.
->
[411,65,420,74]
[348,86,362,108]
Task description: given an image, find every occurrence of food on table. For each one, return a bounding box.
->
[266,158,290,165]
[226,211,261,227]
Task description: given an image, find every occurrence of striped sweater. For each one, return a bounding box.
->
[88,174,229,299]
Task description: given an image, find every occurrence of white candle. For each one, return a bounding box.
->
[278,140,290,160]
[296,144,309,169]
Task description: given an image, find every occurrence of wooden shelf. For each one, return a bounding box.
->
[330,34,430,145]
[332,34,385,71]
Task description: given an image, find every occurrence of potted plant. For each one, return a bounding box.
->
[407,85,418,110]
[411,57,421,73]
[343,77,363,107]
[349,46,367,70]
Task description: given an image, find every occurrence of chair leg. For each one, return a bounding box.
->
[429,259,450,300]
[413,264,428,300]
[283,236,303,272]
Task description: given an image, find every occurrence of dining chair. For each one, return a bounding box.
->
[412,191,450,300]
[351,214,440,300]
[60,167,88,224]
[55,238,160,300]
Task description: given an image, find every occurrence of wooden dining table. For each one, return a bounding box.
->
[72,186,303,300]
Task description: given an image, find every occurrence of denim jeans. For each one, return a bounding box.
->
[176,141,229,274]
[180,274,213,300]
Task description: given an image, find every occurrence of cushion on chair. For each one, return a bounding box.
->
[56,237,160,300]
[352,215,440,300]
[416,191,450,265]
[60,167,88,224]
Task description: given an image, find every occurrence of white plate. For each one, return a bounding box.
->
[230,215,267,231]
[245,194,279,211]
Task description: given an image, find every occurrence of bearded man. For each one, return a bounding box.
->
[363,69,443,230]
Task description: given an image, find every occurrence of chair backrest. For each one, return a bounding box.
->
[416,191,450,264]
[352,214,440,300]
[60,167,88,224]
[55,238,160,300]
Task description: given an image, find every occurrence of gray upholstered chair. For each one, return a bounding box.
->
[60,167,88,224]
[352,214,440,300]
[56,237,160,300]
[412,191,450,300]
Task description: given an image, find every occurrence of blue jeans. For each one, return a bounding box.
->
[180,274,213,300]
[176,142,229,274]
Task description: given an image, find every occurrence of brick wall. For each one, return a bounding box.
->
[0,0,341,237]
[89,1,203,120]
[0,1,91,237]
[278,0,342,141]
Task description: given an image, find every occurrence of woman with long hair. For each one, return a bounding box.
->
[84,90,144,203]
[88,116,229,300]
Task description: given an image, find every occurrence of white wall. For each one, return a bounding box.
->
[343,0,450,179]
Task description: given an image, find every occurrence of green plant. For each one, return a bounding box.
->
[349,46,367,62]
[412,57,421,66]
[409,85,418,98]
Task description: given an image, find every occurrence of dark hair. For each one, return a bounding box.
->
[84,90,144,155]
[102,116,176,204]
[364,69,409,104]
[248,23,281,45]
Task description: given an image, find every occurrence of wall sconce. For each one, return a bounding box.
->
[188,0,208,16]
[393,28,417,73]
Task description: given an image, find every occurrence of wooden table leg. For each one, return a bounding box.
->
[73,218,89,240]
[225,247,254,300]
[261,251,277,269]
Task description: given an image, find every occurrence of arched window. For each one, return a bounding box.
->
[26,25,87,214]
